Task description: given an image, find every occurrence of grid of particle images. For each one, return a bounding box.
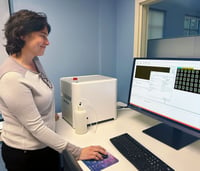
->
[174,67,200,94]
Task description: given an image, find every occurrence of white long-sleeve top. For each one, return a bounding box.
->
[0,57,81,158]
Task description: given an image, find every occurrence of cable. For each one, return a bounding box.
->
[117,101,128,109]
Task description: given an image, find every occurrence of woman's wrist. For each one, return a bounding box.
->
[65,142,82,160]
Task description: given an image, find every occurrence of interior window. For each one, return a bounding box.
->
[184,15,200,36]
[148,9,165,39]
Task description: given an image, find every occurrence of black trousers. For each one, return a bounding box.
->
[1,142,61,171]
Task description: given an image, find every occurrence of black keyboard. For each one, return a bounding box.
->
[110,133,174,171]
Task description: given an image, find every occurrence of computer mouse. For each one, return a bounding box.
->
[99,152,108,159]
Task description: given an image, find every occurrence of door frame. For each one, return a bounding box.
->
[133,0,162,57]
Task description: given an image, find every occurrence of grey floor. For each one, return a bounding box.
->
[0,142,6,171]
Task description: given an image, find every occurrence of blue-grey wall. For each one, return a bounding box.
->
[116,0,134,104]
[9,0,135,112]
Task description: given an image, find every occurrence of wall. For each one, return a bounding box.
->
[0,0,10,64]
[9,0,135,111]
[116,0,134,103]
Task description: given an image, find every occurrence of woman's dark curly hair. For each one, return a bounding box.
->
[4,9,51,56]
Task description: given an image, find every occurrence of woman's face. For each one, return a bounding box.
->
[22,27,50,57]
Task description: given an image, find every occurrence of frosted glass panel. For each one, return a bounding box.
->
[147,36,200,58]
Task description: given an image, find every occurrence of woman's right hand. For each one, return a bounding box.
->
[79,145,108,161]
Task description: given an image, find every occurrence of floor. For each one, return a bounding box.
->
[0,142,6,171]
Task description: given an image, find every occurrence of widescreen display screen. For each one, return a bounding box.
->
[129,58,200,131]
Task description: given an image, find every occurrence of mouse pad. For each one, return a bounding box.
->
[82,153,119,171]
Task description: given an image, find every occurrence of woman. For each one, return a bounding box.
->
[0,9,107,171]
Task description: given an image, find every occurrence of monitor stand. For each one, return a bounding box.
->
[143,123,199,150]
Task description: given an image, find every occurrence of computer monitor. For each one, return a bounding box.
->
[128,57,200,150]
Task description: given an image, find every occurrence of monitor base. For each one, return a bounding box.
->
[143,123,199,150]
